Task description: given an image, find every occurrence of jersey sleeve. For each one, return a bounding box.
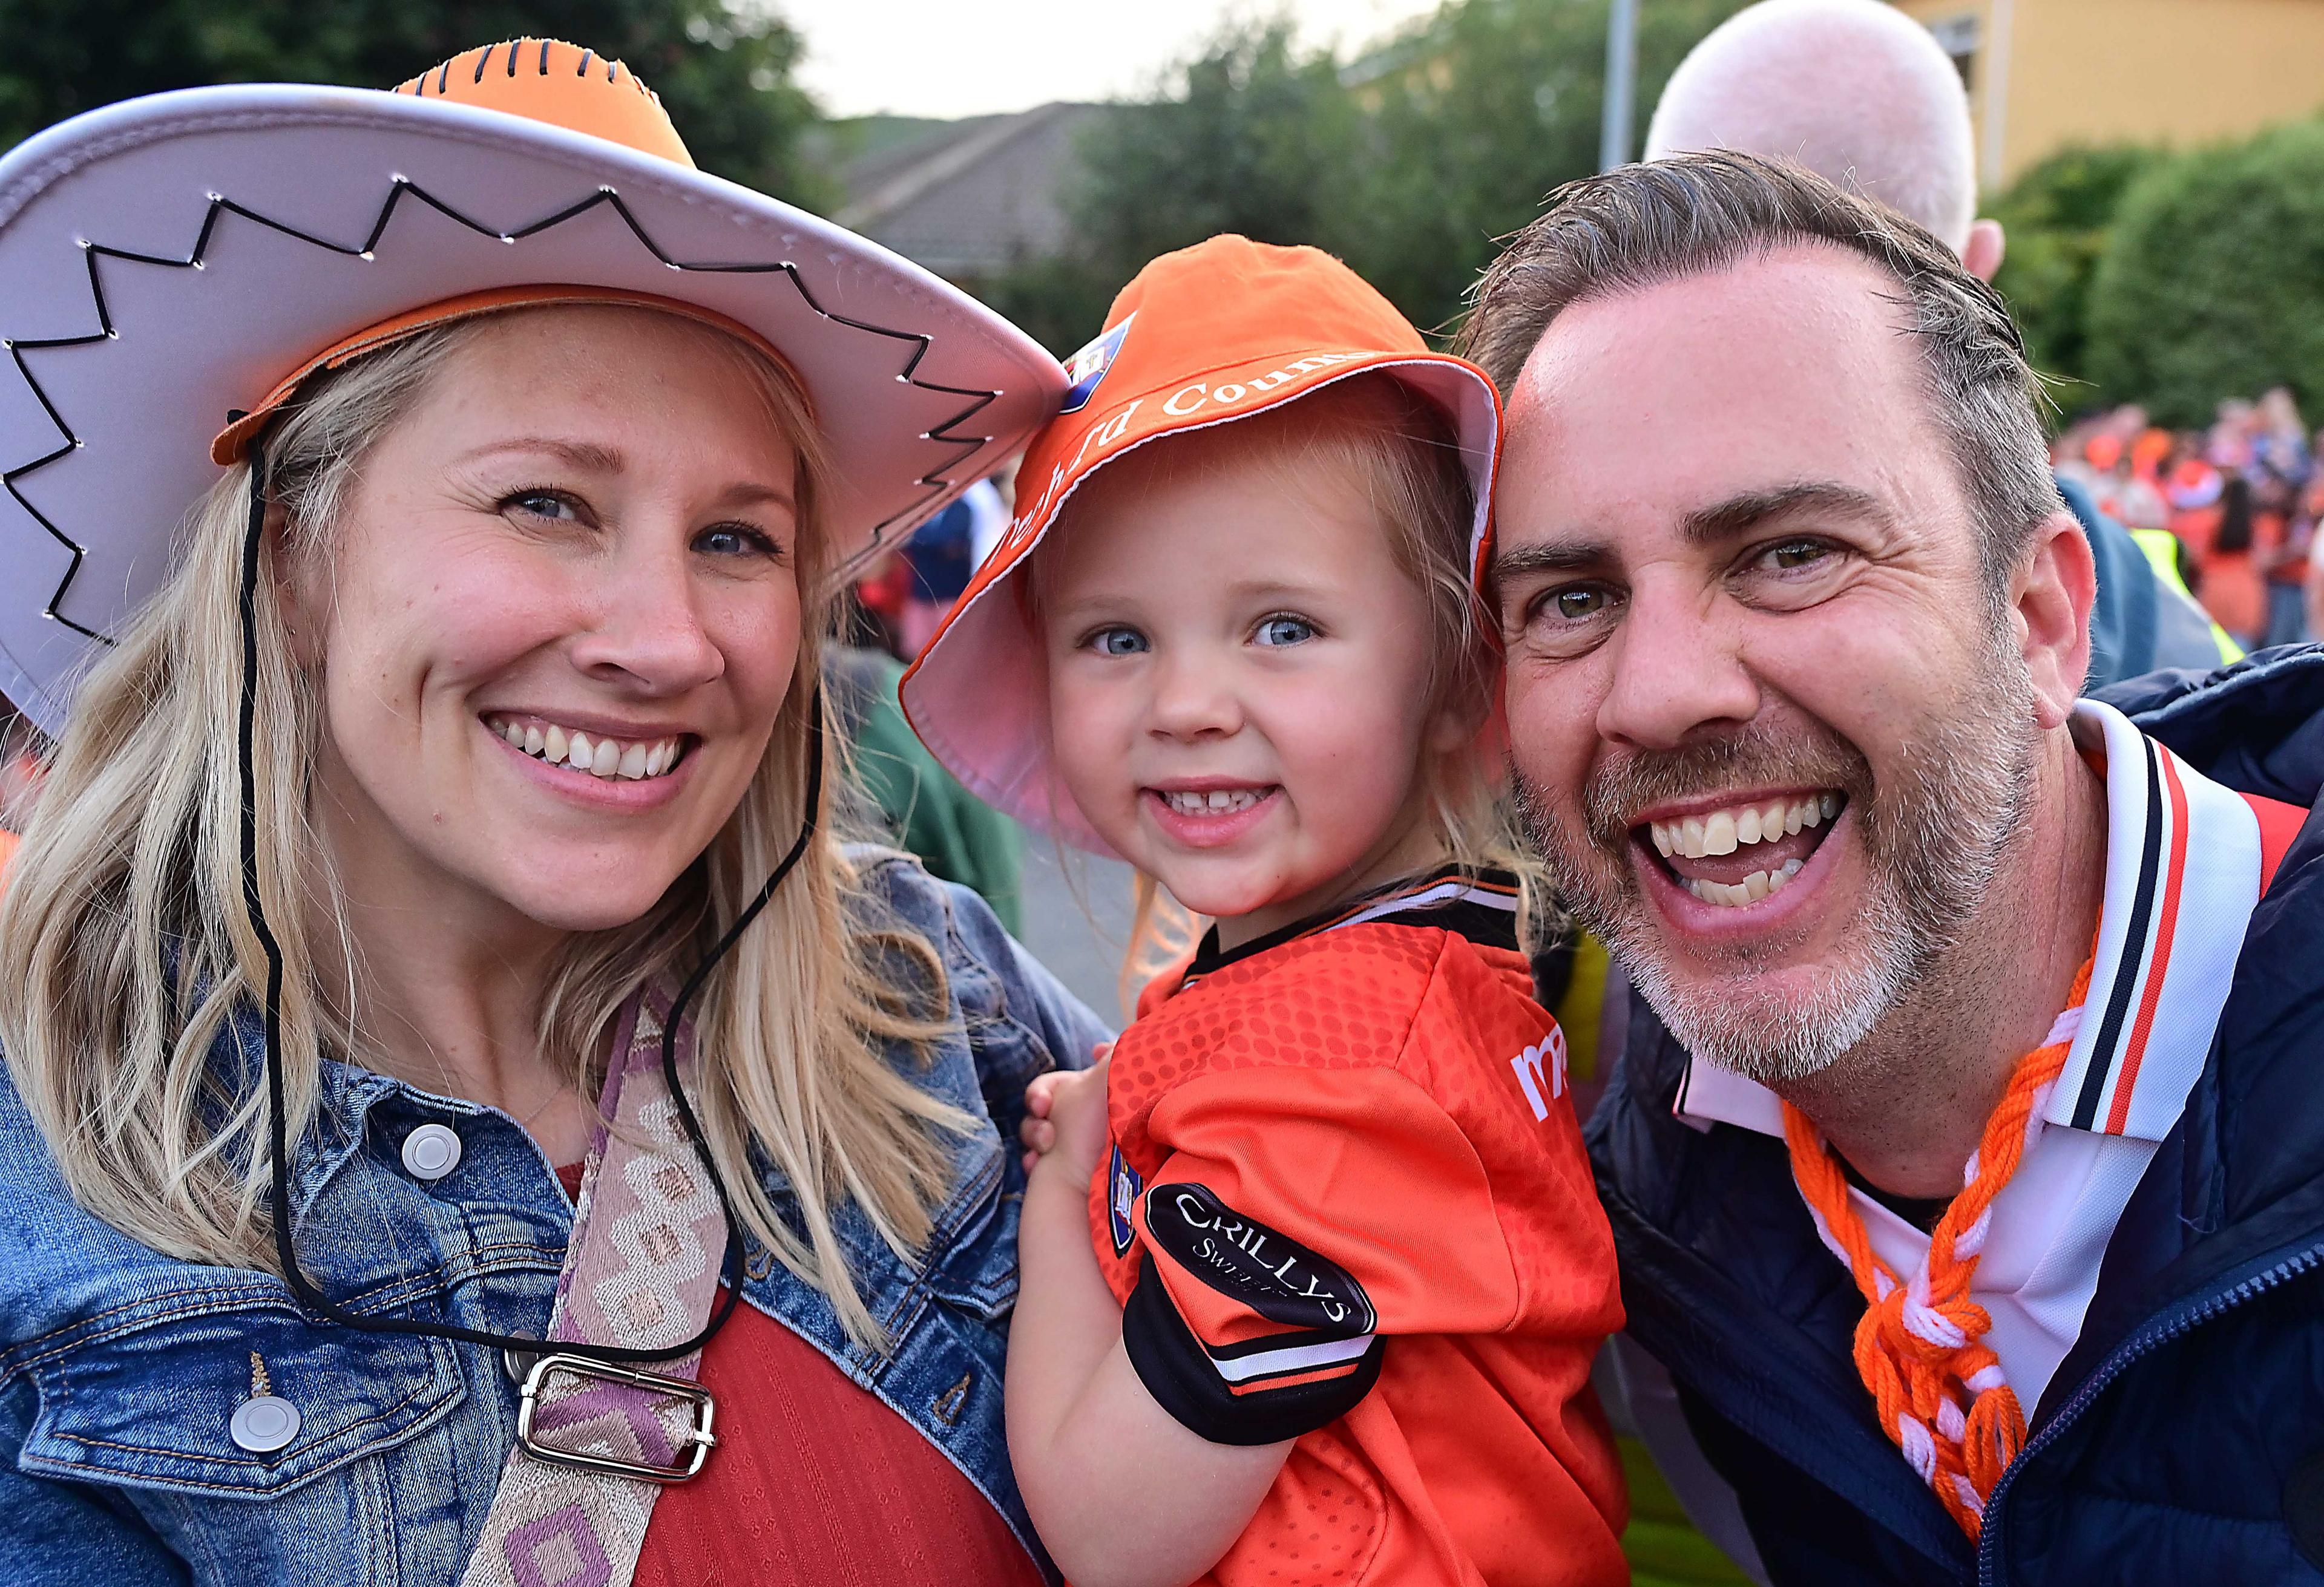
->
[1120,1064,1524,1446]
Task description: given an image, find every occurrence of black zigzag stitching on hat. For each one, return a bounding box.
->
[4,178,1000,646]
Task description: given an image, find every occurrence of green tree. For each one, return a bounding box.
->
[2085,119,2324,428]
[1985,143,2160,396]
[0,0,827,204]
[988,0,1752,355]
[1075,22,1364,280]
[1353,0,1750,333]
[986,20,1366,356]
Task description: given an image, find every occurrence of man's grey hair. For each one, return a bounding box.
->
[1644,0,1977,251]
[1456,151,2058,592]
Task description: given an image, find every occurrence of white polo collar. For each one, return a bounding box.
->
[1673,699,2265,1145]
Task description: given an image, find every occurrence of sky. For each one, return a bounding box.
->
[792,0,1448,121]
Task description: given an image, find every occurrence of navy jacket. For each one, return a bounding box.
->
[1588,646,2324,1585]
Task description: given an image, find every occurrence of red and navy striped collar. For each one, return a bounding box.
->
[1676,700,2281,1144]
[1179,864,1522,991]
[2041,698,2274,1138]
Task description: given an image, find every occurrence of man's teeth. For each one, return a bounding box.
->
[1649,792,1841,860]
[1162,788,1266,817]
[491,717,684,782]
[1684,857,1806,909]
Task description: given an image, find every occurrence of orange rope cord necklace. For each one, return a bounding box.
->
[1780,955,2094,1541]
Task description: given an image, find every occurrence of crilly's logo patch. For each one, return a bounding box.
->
[1142,1182,1374,1333]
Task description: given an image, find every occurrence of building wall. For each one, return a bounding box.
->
[1895,0,2324,186]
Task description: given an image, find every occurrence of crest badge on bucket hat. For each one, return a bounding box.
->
[0,36,1065,735]
[899,234,1502,858]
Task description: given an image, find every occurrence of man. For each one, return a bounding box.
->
[1643,0,2236,685]
[1462,153,2324,1584]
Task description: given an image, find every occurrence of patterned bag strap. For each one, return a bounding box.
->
[460,986,729,1587]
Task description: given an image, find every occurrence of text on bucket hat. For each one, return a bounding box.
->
[899,234,1502,856]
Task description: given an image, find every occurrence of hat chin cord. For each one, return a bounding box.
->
[237,439,821,1363]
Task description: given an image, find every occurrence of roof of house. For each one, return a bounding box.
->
[835,102,1108,280]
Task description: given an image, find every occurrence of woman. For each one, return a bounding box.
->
[0,39,1106,1586]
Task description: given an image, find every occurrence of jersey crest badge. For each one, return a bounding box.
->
[1108,1143,1143,1256]
[1060,314,1135,415]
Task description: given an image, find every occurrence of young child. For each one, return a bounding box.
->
[901,236,1626,1587]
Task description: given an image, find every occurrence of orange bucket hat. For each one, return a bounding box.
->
[0,38,1063,735]
[899,234,1502,855]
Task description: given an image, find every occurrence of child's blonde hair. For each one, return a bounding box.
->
[1035,373,1544,1009]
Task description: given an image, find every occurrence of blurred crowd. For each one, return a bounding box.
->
[2055,388,2322,652]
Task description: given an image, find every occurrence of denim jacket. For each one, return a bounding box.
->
[0,849,1111,1586]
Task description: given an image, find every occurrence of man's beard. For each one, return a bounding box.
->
[1515,646,2040,1085]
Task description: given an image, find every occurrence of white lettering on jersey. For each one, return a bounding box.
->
[1510,1027,1569,1122]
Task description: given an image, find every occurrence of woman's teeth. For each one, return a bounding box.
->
[1686,857,1805,909]
[1161,788,1267,817]
[1649,792,1840,861]
[490,717,684,782]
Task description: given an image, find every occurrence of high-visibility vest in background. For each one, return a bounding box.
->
[2131,526,2245,664]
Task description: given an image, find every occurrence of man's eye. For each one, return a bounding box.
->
[1086,625,1148,656]
[1548,586,1612,621]
[1762,539,1831,572]
[1253,615,1316,647]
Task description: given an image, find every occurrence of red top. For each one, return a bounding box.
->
[551,1165,1042,1587]
[1091,869,1628,1587]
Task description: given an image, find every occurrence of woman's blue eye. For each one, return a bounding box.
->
[695,524,777,558]
[505,489,582,522]
[1254,615,1316,647]
[1087,626,1148,656]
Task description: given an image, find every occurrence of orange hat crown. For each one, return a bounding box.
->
[210,38,703,463]
[392,39,691,167]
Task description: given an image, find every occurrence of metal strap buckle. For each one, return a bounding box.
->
[514,1352,717,1484]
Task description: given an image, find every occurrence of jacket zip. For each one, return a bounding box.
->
[1975,1240,2324,1585]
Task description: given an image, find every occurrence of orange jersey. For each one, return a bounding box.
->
[1089,868,1627,1586]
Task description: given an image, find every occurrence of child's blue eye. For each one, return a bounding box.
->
[1253,615,1316,647]
[1086,625,1149,656]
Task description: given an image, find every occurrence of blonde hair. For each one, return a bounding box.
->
[0,307,966,1347]
[1042,373,1544,1006]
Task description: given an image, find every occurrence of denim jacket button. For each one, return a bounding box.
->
[229,1395,302,1453]
[400,1123,463,1181]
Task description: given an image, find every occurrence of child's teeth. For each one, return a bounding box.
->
[1166,788,1263,816]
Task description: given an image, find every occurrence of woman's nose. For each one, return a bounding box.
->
[567,540,724,693]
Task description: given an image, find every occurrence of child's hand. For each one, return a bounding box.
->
[1021,1046,1112,1183]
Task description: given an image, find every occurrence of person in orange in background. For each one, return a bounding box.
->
[2198,474,2271,649]
[901,237,1628,1587]
[2163,433,2226,561]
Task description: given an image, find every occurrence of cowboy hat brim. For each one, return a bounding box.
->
[0,83,1065,735]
